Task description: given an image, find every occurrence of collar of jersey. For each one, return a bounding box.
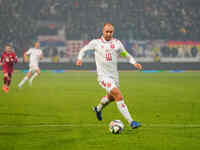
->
[101,36,113,43]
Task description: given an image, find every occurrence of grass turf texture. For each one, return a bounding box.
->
[0,71,200,150]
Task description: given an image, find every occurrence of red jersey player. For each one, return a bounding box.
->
[0,45,18,93]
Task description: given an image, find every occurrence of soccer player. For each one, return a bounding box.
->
[76,23,142,129]
[18,42,43,88]
[0,45,18,93]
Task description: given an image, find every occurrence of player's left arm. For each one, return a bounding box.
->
[118,41,142,70]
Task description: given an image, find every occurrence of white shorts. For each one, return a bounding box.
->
[29,65,39,73]
[98,77,119,93]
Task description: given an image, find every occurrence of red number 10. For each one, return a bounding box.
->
[106,53,112,61]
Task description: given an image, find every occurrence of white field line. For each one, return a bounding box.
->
[0,123,200,128]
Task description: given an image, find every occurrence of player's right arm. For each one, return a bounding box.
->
[76,40,96,66]
[24,49,32,63]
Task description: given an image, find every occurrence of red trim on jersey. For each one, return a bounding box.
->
[101,38,106,43]
[107,83,111,88]
[110,44,115,49]
[121,104,126,108]
[101,81,106,87]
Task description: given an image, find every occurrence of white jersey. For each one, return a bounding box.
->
[26,48,42,67]
[77,37,136,81]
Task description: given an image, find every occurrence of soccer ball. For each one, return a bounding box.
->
[109,120,124,134]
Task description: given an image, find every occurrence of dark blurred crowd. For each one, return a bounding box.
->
[0,0,40,55]
[51,0,200,40]
[1,0,200,56]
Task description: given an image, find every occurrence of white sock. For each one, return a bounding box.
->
[97,96,110,112]
[116,100,133,124]
[18,76,29,88]
[29,72,38,85]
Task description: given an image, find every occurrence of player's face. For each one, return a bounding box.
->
[35,42,40,49]
[103,25,114,41]
[5,46,12,53]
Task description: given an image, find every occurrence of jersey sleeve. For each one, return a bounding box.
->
[118,40,136,64]
[25,49,32,55]
[77,39,96,60]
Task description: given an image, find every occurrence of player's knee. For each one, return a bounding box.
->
[4,74,9,79]
[116,94,123,101]
[4,73,8,77]
[111,88,123,101]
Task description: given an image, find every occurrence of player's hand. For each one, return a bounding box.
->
[24,57,29,63]
[134,63,142,70]
[40,54,43,60]
[24,54,29,63]
[76,59,82,66]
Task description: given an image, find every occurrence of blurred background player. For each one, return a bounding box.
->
[0,45,18,93]
[18,42,43,88]
[76,23,142,129]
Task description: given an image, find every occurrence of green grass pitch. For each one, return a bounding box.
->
[0,71,200,150]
